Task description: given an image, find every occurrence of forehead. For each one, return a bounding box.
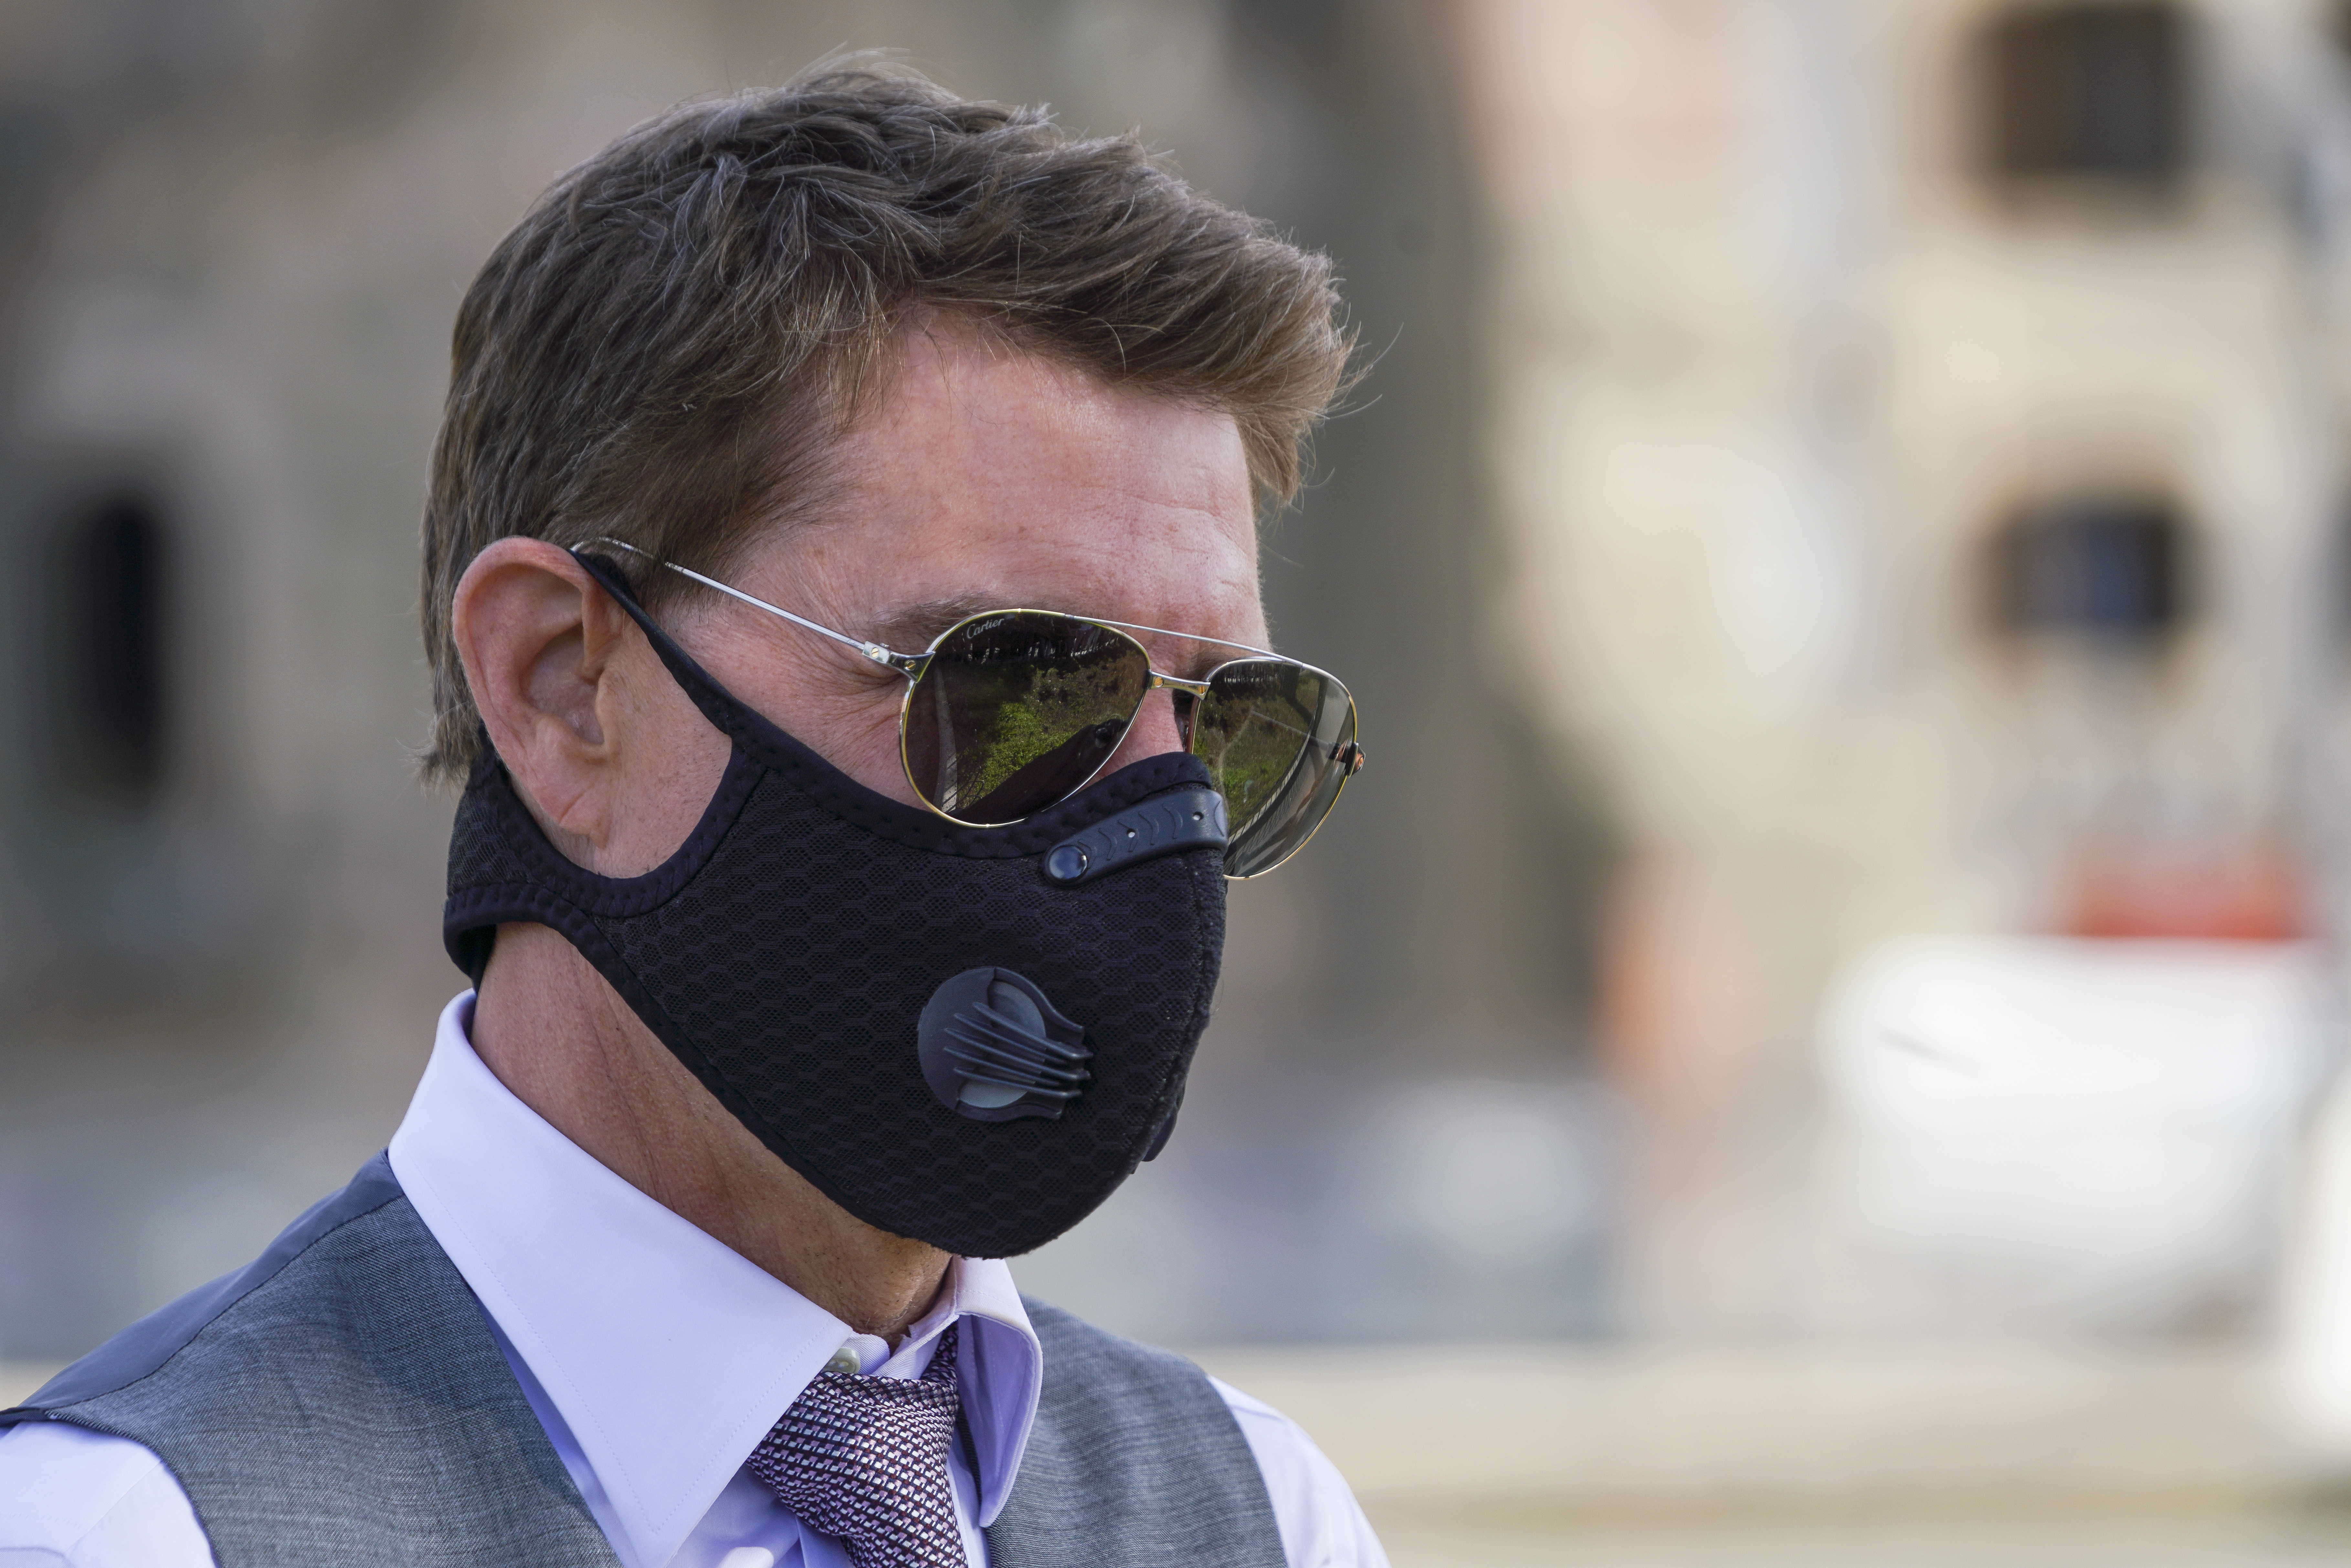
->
[750,324,1264,648]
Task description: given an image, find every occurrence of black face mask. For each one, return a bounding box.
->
[442,555,1229,1258]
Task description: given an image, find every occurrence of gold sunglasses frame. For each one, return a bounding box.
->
[584,539,1365,877]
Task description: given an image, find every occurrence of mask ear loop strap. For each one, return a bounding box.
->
[572,548,781,756]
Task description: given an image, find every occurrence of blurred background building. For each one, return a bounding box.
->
[11,0,2351,1561]
[1466,0,2351,1342]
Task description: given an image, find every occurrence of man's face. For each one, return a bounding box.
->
[453,319,1266,1305]
[648,323,1264,832]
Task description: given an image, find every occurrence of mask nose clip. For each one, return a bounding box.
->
[917,968,1091,1122]
[1042,786,1227,885]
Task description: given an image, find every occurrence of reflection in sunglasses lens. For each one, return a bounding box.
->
[905,614,1151,825]
[1193,661,1356,877]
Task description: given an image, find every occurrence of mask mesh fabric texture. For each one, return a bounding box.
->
[444,727,1226,1259]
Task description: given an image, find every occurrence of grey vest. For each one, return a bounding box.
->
[0,1155,1285,1568]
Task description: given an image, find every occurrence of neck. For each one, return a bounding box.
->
[468,921,952,1340]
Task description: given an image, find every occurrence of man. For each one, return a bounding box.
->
[0,65,1379,1568]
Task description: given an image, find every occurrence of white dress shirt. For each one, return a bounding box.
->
[0,992,1387,1568]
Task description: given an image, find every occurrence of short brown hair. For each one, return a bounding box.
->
[419,63,1354,786]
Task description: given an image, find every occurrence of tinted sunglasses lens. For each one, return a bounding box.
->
[1190,660,1357,877]
[902,613,1151,825]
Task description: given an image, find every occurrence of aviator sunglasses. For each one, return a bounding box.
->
[585,539,1365,878]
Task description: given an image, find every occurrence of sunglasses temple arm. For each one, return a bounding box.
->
[580,538,928,677]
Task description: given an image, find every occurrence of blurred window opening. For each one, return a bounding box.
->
[56,492,170,801]
[1978,2,2190,193]
[1984,493,2192,647]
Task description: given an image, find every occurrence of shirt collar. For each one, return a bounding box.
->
[388,992,1042,1568]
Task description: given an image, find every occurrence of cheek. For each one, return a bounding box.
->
[834,694,920,805]
[680,619,921,805]
[601,654,736,877]
[749,667,918,805]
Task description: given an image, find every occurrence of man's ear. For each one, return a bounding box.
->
[451,538,637,860]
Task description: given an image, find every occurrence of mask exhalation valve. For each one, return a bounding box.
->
[916,967,1092,1122]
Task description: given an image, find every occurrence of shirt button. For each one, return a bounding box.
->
[823,1345,862,1376]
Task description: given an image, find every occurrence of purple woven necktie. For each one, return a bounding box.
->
[746,1320,969,1568]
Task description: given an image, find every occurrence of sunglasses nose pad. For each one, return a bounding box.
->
[1171,690,1197,745]
[1098,687,1186,779]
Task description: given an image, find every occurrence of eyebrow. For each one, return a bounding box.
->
[870,598,1271,682]
[871,597,1002,652]
[593,538,1272,678]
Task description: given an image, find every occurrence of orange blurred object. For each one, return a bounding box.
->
[2064,851,2304,943]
